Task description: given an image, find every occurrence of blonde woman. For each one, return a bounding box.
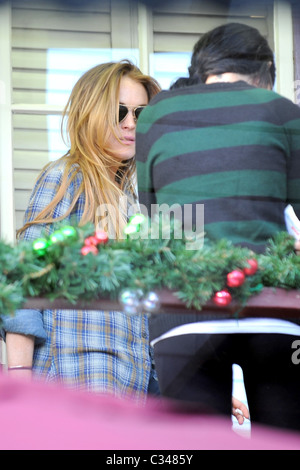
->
[3,60,161,403]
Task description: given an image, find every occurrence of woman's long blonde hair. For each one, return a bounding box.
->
[17,60,161,239]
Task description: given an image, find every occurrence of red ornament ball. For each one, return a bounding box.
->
[81,245,98,256]
[213,290,232,306]
[243,258,258,276]
[84,236,98,246]
[95,230,109,244]
[227,269,245,287]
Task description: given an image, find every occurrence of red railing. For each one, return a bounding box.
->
[21,287,300,319]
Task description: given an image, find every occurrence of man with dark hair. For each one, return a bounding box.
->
[136,23,300,432]
[188,22,275,88]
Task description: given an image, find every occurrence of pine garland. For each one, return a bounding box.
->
[0,216,299,320]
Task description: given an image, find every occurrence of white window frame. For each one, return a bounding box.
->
[273,0,294,101]
[0,3,14,242]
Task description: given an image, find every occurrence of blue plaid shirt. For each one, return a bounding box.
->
[3,160,152,402]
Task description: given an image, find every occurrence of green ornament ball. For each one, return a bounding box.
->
[49,230,65,245]
[129,213,146,226]
[32,238,49,256]
[124,224,139,236]
[124,213,147,236]
[60,225,78,241]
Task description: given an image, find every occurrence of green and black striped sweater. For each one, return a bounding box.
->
[136,81,300,254]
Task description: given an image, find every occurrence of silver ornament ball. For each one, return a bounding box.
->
[142,291,160,313]
[119,289,143,316]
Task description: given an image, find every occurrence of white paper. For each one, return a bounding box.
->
[284,204,300,240]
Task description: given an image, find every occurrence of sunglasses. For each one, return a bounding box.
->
[118,104,146,123]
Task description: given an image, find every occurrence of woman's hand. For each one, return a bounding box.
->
[232,396,250,425]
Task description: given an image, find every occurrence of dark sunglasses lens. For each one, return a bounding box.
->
[118,105,128,122]
[134,107,144,120]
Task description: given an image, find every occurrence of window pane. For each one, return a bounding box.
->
[46,48,139,105]
[150,52,191,90]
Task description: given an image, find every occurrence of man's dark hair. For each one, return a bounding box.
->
[188,22,275,88]
[170,76,200,90]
